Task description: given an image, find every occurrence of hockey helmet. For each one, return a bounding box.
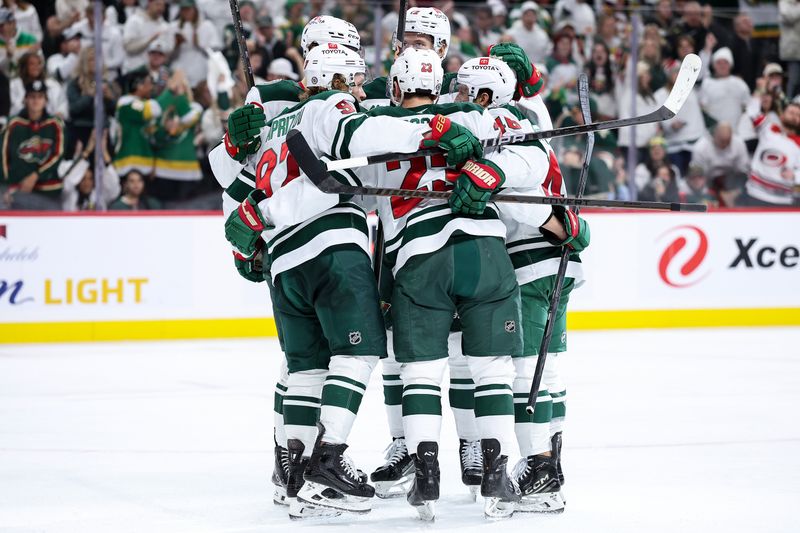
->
[404,7,451,58]
[390,48,444,106]
[303,43,366,90]
[301,16,361,57]
[456,57,516,108]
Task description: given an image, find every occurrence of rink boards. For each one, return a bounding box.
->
[1,209,799,342]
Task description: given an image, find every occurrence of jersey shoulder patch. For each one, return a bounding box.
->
[256,80,304,104]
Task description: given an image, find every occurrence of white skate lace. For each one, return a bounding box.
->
[340,453,360,481]
[461,440,483,471]
[382,438,408,467]
[511,457,531,482]
[280,449,290,475]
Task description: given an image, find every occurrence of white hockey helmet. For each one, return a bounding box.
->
[456,57,516,108]
[404,7,451,58]
[303,43,366,90]
[390,47,444,105]
[300,16,361,57]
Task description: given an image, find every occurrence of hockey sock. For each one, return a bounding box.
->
[274,359,289,448]
[448,333,479,442]
[319,355,377,445]
[401,357,448,453]
[543,353,566,435]
[466,355,517,457]
[284,369,325,453]
[513,357,553,457]
[382,333,405,439]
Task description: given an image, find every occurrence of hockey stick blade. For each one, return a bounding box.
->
[286,130,707,212]
[323,54,702,174]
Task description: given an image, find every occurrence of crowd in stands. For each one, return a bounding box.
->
[0,0,797,211]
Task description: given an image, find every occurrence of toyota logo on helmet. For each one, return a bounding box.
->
[657,225,710,288]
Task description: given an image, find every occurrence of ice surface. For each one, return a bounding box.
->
[1,328,799,532]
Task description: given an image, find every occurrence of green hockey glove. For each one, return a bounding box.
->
[539,205,591,252]
[224,104,266,162]
[233,250,265,283]
[448,159,505,216]
[489,43,544,98]
[421,114,483,167]
[224,190,273,258]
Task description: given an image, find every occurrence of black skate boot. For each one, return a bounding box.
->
[407,441,440,521]
[370,437,414,498]
[481,438,520,519]
[298,423,375,514]
[459,439,482,500]
[286,439,341,520]
[513,453,565,513]
[551,431,564,485]
[272,435,289,506]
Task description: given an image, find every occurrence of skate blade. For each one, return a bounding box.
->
[412,500,435,521]
[516,491,565,514]
[287,497,342,520]
[375,474,414,499]
[298,481,372,514]
[484,497,516,519]
[273,486,288,506]
[468,485,479,502]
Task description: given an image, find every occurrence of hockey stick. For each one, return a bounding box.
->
[324,53,702,174]
[229,0,255,88]
[286,129,706,212]
[525,75,595,415]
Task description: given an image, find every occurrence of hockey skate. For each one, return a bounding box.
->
[407,441,440,521]
[512,454,565,514]
[552,432,565,485]
[481,439,520,519]
[286,439,341,520]
[370,437,414,498]
[459,439,482,501]
[298,424,375,514]
[272,437,289,506]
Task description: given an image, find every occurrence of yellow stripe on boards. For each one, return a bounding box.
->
[1,308,799,343]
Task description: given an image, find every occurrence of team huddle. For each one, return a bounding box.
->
[209,8,590,521]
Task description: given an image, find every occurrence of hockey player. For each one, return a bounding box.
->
[222,44,482,516]
[455,56,590,513]
[207,15,361,509]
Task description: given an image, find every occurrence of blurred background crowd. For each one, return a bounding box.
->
[0,0,797,211]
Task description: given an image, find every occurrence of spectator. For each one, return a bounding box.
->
[66,46,119,155]
[781,0,800,98]
[554,0,595,36]
[680,164,718,207]
[730,13,757,91]
[690,122,750,198]
[445,54,464,75]
[266,57,298,81]
[4,1,41,42]
[46,1,83,55]
[197,0,233,39]
[474,6,500,52]
[74,4,125,79]
[635,136,681,191]
[619,62,661,161]
[700,47,750,129]
[639,163,680,203]
[281,0,307,50]
[645,0,673,35]
[222,0,256,71]
[595,13,622,60]
[46,25,80,82]
[10,52,68,119]
[122,0,169,74]
[545,31,579,91]
[669,1,707,55]
[145,39,170,96]
[504,2,551,65]
[640,37,667,92]
[1,81,64,206]
[108,170,162,210]
[656,64,705,175]
[170,0,222,89]
[740,102,800,206]
[59,133,120,211]
[254,16,287,70]
[0,7,38,75]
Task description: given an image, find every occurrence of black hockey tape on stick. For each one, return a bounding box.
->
[325,54,703,174]
[229,0,255,88]
[285,130,707,212]
[525,74,596,415]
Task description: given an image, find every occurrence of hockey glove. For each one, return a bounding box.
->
[225,104,266,162]
[539,205,591,252]
[224,190,273,258]
[489,43,544,98]
[421,114,483,167]
[448,159,505,216]
[233,250,265,283]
